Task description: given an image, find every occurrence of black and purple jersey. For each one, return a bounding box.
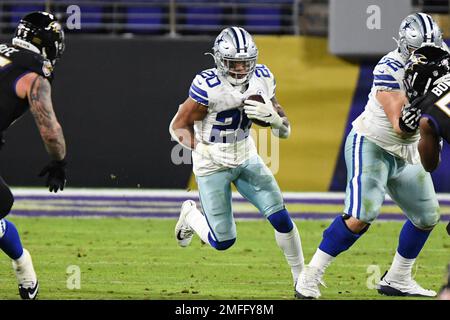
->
[0,43,53,132]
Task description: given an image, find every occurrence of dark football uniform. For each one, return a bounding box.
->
[0,43,53,132]
[0,11,67,301]
[415,79,450,143]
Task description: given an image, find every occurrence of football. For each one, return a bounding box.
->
[245,94,271,127]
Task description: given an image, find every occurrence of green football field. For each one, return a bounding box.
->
[0,217,448,300]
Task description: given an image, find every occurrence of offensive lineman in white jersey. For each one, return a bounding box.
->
[169,27,304,292]
[296,13,446,299]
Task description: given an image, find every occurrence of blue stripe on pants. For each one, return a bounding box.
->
[348,134,357,215]
[356,136,364,219]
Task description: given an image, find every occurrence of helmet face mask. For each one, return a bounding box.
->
[13,11,65,67]
[213,27,258,86]
[217,56,257,84]
[397,13,443,60]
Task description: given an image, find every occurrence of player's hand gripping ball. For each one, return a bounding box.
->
[244,94,271,127]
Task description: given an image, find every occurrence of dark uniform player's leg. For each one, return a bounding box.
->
[0,175,13,218]
[0,176,22,260]
[0,176,39,299]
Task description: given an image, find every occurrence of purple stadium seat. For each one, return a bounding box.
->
[243,7,282,33]
[185,7,222,27]
[8,5,45,25]
[125,6,164,34]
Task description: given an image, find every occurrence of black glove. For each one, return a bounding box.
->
[399,105,421,133]
[38,159,67,193]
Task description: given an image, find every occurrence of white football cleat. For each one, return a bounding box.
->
[295,265,324,299]
[174,200,196,247]
[12,248,39,300]
[377,271,436,297]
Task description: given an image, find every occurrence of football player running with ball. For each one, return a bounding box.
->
[169,27,304,292]
[296,13,446,299]
[0,12,67,299]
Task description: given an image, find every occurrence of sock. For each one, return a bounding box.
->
[397,220,431,259]
[15,250,27,265]
[318,215,361,257]
[268,208,293,233]
[274,223,304,282]
[309,248,335,273]
[185,206,211,245]
[207,234,235,251]
[386,220,432,280]
[387,251,416,279]
[0,219,24,260]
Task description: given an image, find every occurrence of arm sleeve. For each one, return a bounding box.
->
[188,75,209,107]
[372,63,403,92]
[264,65,276,99]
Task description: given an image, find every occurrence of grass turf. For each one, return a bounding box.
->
[0,217,448,300]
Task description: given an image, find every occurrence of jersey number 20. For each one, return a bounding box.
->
[210,109,251,143]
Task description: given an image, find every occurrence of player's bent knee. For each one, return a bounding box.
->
[208,235,236,251]
[411,212,440,230]
[343,215,371,234]
[267,208,293,233]
[0,185,14,219]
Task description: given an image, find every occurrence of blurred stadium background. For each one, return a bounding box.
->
[0,0,448,300]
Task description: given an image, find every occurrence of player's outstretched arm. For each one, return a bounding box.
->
[377,90,414,138]
[15,73,67,192]
[243,95,291,138]
[418,117,441,172]
[169,97,208,150]
[24,74,66,161]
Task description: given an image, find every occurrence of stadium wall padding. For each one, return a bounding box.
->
[0,36,213,189]
[0,36,448,192]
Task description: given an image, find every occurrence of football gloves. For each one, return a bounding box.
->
[38,159,67,193]
[399,104,422,133]
[243,98,283,128]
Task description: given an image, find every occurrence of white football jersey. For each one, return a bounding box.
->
[352,49,421,164]
[188,64,277,176]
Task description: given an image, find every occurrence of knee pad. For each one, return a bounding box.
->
[267,208,293,233]
[410,212,440,230]
[208,234,236,251]
[0,184,13,219]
